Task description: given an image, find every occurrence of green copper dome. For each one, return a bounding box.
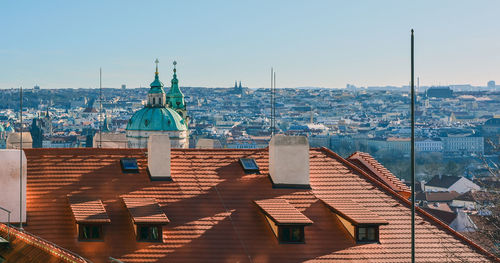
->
[126,107,187,131]
[149,74,165,94]
[149,59,165,94]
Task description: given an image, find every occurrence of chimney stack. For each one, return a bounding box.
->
[147,135,171,181]
[0,150,27,223]
[269,135,310,188]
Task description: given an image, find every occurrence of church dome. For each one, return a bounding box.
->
[126,107,187,131]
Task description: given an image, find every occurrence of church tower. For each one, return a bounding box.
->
[167,61,188,124]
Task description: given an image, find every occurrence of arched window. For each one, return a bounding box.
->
[159,98,162,105]
[153,98,156,105]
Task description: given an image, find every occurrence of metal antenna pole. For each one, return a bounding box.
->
[273,71,276,135]
[410,29,416,263]
[271,68,274,136]
[99,68,102,148]
[19,86,23,230]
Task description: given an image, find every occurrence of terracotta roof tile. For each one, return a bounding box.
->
[0,223,90,263]
[347,152,411,194]
[68,196,111,224]
[416,191,460,202]
[21,148,499,263]
[321,198,388,225]
[254,198,313,225]
[122,197,170,224]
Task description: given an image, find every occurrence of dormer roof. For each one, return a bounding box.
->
[321,198,388,226]
[254,198,312,225]
[68,196,111,224]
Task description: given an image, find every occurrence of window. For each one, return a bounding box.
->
[121,158,139,173]
[239,158,259,173]
[356,226,378,243]
[137,225,162,242]
[153,98,156,104]
[79,224,102,240]
[279,226,304,243]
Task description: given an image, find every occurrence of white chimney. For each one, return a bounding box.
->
[147,135,171,180]
[269,135,310,188]
[0,150,27,223]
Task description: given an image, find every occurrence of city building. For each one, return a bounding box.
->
[126,60,189,148]
[425,175,481,194]
[426,86,453,98]
[441,135,484,156]
[487,80,496,89]
[415,138,443,152]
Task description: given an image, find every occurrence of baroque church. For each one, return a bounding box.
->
[126,60,189,148]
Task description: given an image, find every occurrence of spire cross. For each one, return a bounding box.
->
[155,58,159,74]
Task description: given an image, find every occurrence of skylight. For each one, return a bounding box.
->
[121,158,139,173]
[239,158,259,173]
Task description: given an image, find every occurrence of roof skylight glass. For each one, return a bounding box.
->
[121,158,139,173]
[239,158,259,173]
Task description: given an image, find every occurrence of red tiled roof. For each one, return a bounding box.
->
[68,196,111,224]
[122,197,170,224]
[254,198,313,225]
[22,148,499,263]
[416,191,460,202]
[321,198,388,225]
[0,223,89,263]
[347,151,411,194]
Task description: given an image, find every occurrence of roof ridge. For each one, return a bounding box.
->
[346,151,410,192]
[319,147,500,262]
[0,223,90,263]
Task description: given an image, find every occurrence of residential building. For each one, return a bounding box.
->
[425,175,481,194]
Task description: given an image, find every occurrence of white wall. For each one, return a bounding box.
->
[0,150,27,223]
[269,135,309,186]
[449,178,480,194]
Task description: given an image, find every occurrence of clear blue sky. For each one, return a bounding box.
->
[1,1,499,89]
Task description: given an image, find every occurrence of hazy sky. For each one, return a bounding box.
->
[1,1,499,89]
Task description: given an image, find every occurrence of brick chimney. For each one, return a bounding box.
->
[0,150,27,223]
[148,135,172,181]
[269,135,310,188]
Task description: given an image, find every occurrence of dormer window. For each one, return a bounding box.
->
[79,224,102,240]
[239,158,259,174]
[357,226,378,243]
[121,158,139,173]
[254,198,313,244]
[122,197,170,243]
[68,196,111,242]
[321,198,388,244]
[279,225,305,243]
[138,225,162,241]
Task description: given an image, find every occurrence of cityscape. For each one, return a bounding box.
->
[0,1,499,263]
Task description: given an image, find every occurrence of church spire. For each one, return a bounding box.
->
[148,59,166,107]
[167,60,186,111]
[150,58,162,88]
